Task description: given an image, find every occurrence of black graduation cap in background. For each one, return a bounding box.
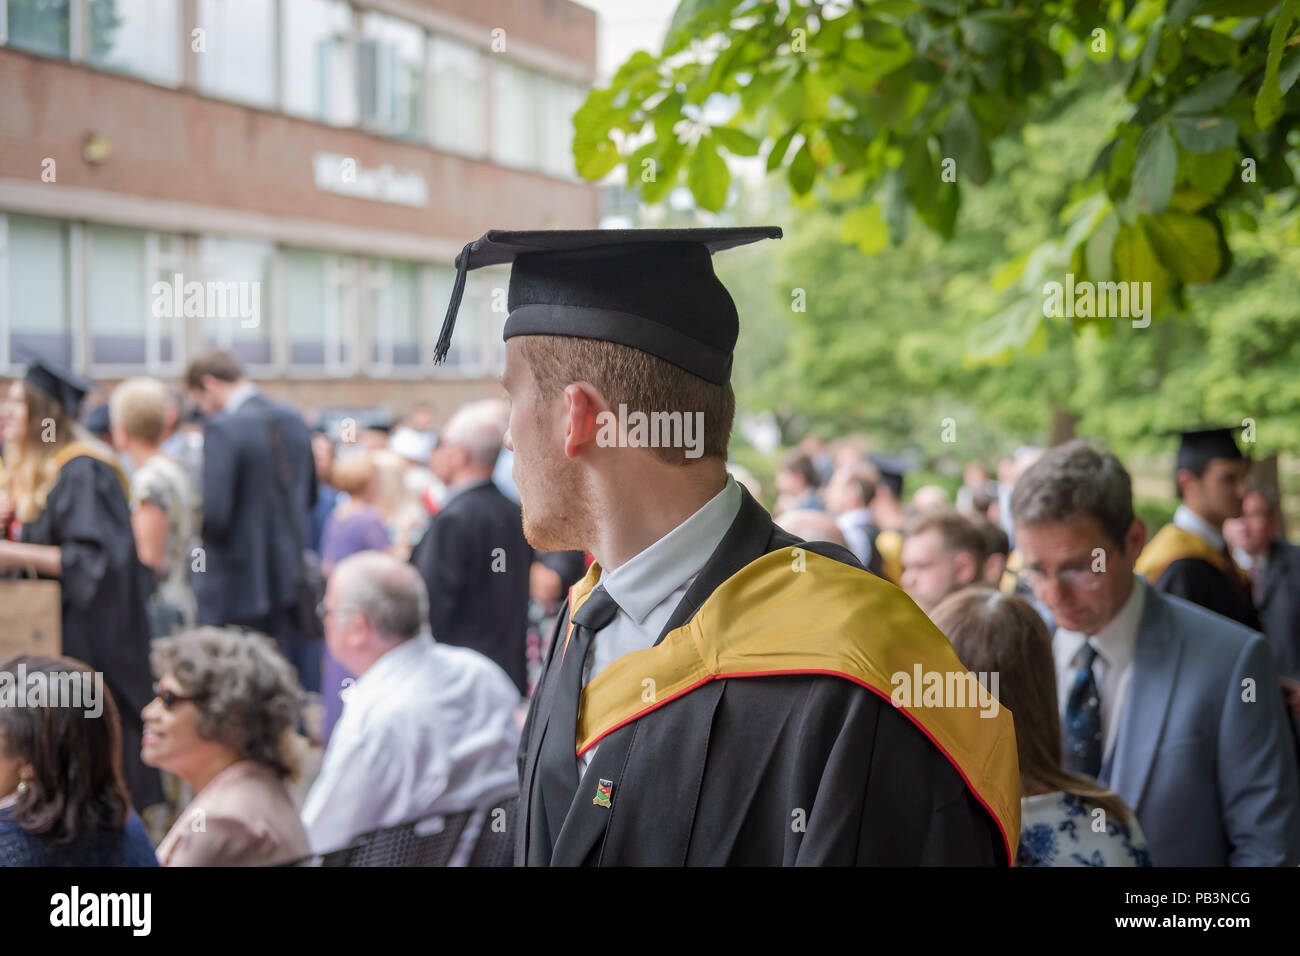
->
[433,227,782,386]
[868,453,912,499]
[84,403,112,437]
[1170,426,1247,472]
[18,348,93,420]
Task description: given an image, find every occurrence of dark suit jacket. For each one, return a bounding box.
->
[410,480,531,694]
[1258,540,1300,679]
[196,392,315,627]
[517,485,1007,866]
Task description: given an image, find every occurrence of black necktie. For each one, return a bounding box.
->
[537,585,620,849]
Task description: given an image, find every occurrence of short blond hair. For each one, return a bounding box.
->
[331,454,377,496]
[516,336,734,464]
[109,377,169,445]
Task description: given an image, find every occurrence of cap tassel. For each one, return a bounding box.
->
[434,242,475,366]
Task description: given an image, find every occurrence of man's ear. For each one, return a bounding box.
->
[1175,467,1196,501]
[1124,517,1147,561]
[561,382,606,460]
[954,551,977,587]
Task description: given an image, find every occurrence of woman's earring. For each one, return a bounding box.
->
[16,780,28,794]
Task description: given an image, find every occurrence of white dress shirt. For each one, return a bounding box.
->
[835,506,876,568]
[302,633,520,853]
[1173,503,1225,551]
[1053,575,1147,764]
[576,476,741,773]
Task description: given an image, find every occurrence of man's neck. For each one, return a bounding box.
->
[1082,573,1137,638]
[219,379,255,413]
[589,462,728,571]
[1183,501,1222,533]
[446,470,493,494]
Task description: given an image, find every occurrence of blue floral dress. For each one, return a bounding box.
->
[1017,791,1151,867]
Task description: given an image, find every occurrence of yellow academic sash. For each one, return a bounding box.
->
[1135,523,1233,584]
[53,441,131,502]
[561,547,1022,863]
[875,527,904,584]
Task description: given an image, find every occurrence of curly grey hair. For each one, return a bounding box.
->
[150,627,302,780]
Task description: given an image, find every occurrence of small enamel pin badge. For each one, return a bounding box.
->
[593,778,613,808]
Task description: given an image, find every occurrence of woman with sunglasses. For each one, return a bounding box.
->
[143,627,310,866]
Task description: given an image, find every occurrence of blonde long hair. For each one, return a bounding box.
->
[930,586,1132,826]
[7,382,85,523]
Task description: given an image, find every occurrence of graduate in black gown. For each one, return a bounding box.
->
[433,228,1019,866]
[1136,428,1261,630]
[0,358,162,812]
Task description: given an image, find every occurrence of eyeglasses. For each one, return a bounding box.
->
[1014,566,1105,594]
[152,683,198,710]
[316,601,358,621]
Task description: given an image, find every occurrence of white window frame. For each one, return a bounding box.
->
[362,257,428,378]
[84,226,185,378]
[283,247,357,379]
[196,234,279,378]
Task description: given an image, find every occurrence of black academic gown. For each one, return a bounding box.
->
[20,456,163,811]
[516,486,1008,866]
[1154,555,1262,631]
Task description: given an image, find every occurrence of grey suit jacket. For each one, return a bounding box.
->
[1101,585,1300,866]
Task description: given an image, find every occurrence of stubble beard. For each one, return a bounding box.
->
[519,450,595,553]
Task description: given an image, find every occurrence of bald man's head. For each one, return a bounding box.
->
[331,550,429,641]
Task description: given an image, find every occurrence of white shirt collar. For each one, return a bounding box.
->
[345,633,431,707]
[837,506,873,527]
[1055,574,1147,670]
[224,381,258,414]
[599,476,741,626]
[1173,504,1225,551]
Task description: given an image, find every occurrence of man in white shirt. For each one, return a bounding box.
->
[302,551,520,853]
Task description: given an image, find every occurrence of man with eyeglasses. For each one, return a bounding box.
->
[1010,439,1299,866]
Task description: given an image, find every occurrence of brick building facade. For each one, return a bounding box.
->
[0,0,599,422]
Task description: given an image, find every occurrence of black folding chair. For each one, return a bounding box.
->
[466,795,517,867]
[276,793,519,867]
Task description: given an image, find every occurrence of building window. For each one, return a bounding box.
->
[87,0,180,86]
[491,60,541,170]
[359,11,422,140]
[286,248,355,373]
[197,236,274,367]
[1,214,72,369]
[428,33,485,157]
[4,0,71,58]
[196,0,275,108]
[540,75,585,178]
[282,0,356,125]
[367,259,421,370]
[87,223,180,369]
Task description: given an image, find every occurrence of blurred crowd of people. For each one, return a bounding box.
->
[768,433,1300,866]
[2,348,1299,867]
[0,349,583,866]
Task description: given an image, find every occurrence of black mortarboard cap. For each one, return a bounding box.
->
[1172,426,1246,472]
[85,403,111,436]
[19,349,93,419]
[868,453,912,499]
[433,227,782,385]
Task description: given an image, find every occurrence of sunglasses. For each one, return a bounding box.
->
[152,683,199,710]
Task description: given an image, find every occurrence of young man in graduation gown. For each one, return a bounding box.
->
[433,228,1019,866]
[1136,428,1261,630]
